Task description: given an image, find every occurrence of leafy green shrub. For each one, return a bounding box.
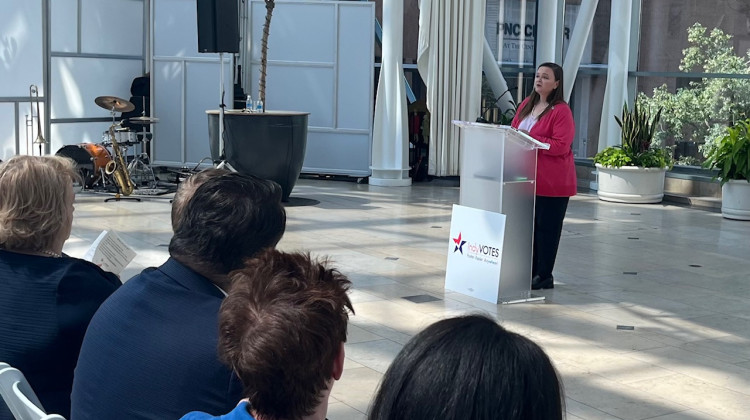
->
[703,118,750,185]
[592,147,632,167]
[593,101,673,169]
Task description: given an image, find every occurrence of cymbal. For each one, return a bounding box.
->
[129,116,160,124]
[95,96,135,113]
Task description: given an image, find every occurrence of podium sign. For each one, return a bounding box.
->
[445,205,506,304]
[449,121,549,304]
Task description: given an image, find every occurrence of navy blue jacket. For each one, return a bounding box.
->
[0,250,120,420]
[71,258,242,420]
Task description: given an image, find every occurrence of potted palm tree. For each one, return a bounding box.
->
[703,118,750,220]
[210,0,308,202]
[593,101,673,203]
[258,0,274,109]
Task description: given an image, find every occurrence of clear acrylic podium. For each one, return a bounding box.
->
[452,121,550,303]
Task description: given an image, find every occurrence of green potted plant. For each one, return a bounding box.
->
[703,118,750,220]
[593,101,673,203]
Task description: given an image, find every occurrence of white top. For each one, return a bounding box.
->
[517,115,537,132]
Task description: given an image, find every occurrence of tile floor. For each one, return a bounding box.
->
[67,178,750,420]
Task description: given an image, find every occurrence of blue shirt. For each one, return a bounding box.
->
[181,401,255,420]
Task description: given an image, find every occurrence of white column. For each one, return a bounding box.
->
[370,0,410,186]
[535,0,559,65]
[598,0,632,151]
[563,0,599,101]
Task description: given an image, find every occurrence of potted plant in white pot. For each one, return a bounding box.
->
[703,118,750,220]
[593,101,673,203]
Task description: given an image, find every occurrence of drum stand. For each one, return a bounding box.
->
[127,137,157,189]
[127,97,158,189]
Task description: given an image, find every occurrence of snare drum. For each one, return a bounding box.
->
[115,129,137,144]
[102,129,137,145]
[56,143,113,188]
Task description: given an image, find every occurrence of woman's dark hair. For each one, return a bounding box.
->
[516,62,566,121]
[368,314,564,420]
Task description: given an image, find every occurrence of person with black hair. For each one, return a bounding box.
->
[511,62,576,290]
[368,314,564,420]
[72,170,286,420]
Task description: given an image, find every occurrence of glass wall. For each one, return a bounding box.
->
[564,0,611,158]
[636,0,750,167]
[483,0,613,158]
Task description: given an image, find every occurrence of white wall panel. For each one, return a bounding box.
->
[152,57,232,166]
[337,6,374,131]
[154,0,201,58]
[50,57,143,119]
[0,0,44,97]
[50,121,112,152]
[152,0,233,166]
[51,0,79,53]
[0,102,47,160]
[261,65,335,127]
[152,60,184,164]
[184,61,224,163]
[246,0,374,176]
[0,103,20,159]
[250,2,335,63]
[304,131,371,175]
[81,0,144,56]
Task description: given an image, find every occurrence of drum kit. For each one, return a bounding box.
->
[57,95,160,195]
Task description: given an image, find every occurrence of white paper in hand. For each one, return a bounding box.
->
[83,230,136,275]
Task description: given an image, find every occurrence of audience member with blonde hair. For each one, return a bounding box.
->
[0,155,120,419]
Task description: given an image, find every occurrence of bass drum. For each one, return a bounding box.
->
[56,143,112,188]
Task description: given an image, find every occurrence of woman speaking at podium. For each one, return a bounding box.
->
[511,62,576,290]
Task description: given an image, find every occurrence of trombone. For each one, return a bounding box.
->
[29,84,47,155]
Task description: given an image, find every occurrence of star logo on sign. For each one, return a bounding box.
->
[452,232,466,254]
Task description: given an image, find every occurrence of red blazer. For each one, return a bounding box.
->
[511,98,577,197]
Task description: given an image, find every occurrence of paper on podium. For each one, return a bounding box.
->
[83,230,136,275]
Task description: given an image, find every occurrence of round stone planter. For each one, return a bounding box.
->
[721,179,750,220]
[595,164,667,204]
[207,110,308,202]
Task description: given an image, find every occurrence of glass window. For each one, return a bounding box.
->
[563,0,610,66]
[637,0,750,166]
[564,0,610,157]
[486,0,538,68]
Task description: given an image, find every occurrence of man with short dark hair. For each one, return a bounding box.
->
[71,171,286,420]
[181,249,354,420]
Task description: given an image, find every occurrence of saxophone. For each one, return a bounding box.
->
[104,124,135,196]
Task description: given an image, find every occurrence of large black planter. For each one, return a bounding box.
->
[207,110,308,201]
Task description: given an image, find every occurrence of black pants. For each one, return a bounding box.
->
[532,196,569,280]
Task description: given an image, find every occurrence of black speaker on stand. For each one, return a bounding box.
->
[197,0,240,54]
[197,0,240,170]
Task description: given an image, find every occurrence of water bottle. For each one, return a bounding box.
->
[245,94,253,112]
[256,99,264,113]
